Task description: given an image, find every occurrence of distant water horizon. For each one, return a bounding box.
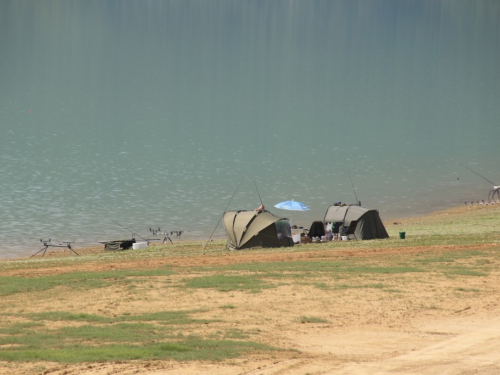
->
[1,0,499,258]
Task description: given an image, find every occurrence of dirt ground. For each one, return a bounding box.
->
[2,239,500,374]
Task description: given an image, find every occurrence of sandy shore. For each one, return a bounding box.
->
[1,205,500,374]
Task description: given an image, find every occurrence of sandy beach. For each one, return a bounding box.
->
[1,205,500,374]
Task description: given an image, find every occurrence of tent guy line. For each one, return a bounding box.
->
[204,176,245,249]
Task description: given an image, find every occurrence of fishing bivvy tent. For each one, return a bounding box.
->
[323,205,389,240]
[223,210,294,250]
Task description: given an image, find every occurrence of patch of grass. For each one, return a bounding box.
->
[27,310,214,325]
[313,282,330,290]
[415,250,488,264]
[199,260,350,274]
[0,322,45,334]
[416,256,459,264]
[220,304,236,309]
[298,316,329,324]
[445,268,488,277]
[28,311,113,323]
[126,311,215,324]
[475,259,492,265]
[0,339,276,362]
[0,268,175,297]
[196,261,423,279]
[455,287,480,292]
[334,283,385,290]
[0,323,170,348]
[0,313,276,363]
[224,329,250,339]
[183,275,271,293]
[342,266,423,274]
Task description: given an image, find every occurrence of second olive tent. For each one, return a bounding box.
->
[323,205,389,240]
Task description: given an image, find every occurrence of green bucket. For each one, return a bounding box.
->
[399,231,406,240]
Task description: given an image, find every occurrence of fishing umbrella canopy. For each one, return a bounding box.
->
[274,200,310,227]
[223,210,294,250]
[274,200,310,211]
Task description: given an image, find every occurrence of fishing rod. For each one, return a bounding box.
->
[461,164,497,186]
[203,176,245,249]
[348,171,360,206]
[461,164,500,203]
[107,218,148,242]
[254,181,264,207]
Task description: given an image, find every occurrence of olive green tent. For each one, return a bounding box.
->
[323,205,389,240]
[223,210,294,250]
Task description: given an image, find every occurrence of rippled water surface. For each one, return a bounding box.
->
[1,1,499,257]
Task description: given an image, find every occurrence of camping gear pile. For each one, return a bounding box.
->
[221,202,389,249]
[99,239,136,251]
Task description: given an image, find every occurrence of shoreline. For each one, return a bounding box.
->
[1,202,498,262]
[1,202,498,264]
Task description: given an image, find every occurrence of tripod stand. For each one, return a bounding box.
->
[488,187,500,203]
[149,228,174,244]
[162,233,173,244]
[31,240,79,257]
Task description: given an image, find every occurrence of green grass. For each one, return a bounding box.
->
[198,261,423,277]
[444,268,488,277]
[415,250,488,264]
[343,266,423,274]
[0,338,276,362]
[219,304,236,309]
[0,311,276,363]
[334,283,385,290]
[299,316,329,324]
[0,267,175,296]
[25,310,214,325]
[455,287,480,293]
[183,275,271,292]
[224,329,250,339]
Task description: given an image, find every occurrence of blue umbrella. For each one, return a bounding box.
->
[274,200,310,211]
[274,200,310,227]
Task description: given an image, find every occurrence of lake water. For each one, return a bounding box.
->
[1,0,499,258]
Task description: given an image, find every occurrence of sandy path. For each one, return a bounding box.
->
[328,317,500,375]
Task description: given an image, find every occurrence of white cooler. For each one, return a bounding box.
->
[132,242,148,250]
